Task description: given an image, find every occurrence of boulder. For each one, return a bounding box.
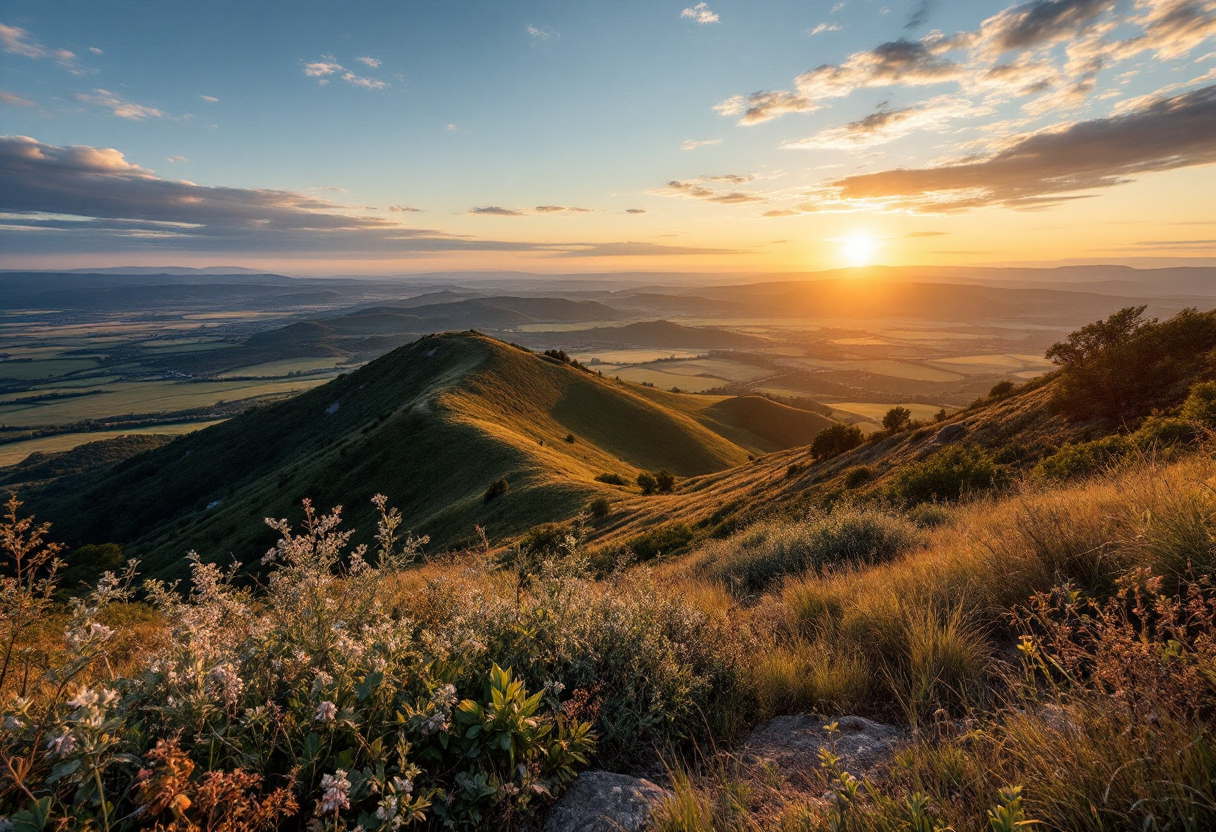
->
[926,423,967,446]
[743,714,901,779]
[544,771,672,832]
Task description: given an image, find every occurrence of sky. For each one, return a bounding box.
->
[1,0,1215,275]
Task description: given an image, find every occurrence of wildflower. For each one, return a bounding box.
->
[392,776,413,795]
[315,700,338,721]
[98,688,120,709]
[67,687,99,709]
[319,770,351,814]
[207,664,244,707]
[47,729,77,758]
[544,680,566,696]
[2,716,23,730]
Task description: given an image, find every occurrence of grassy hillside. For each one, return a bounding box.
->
[536,319,767,349]
[25,332,814,578]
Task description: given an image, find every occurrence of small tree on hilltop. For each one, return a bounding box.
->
[882,406,912,433]
[637,472,658,495]
[811,423,864,460]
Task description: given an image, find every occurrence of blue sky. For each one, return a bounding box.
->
[2,0,1214,273]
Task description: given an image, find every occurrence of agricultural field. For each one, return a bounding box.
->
[0,420,225,467]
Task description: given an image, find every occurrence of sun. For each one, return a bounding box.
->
[841,233,879,267]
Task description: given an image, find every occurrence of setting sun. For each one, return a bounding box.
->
[841,233,879,267]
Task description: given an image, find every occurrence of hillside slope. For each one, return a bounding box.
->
[28,332,810,577]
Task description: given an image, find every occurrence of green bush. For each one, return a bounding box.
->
[595,472,628,486]
[1181,380,1216,427]
[1032,436,1132,482]
[587,497,611,519]
[637,472,659,494]
[989,380,1016,398]
[890,445,1005,505]
[520,521,576,555]
[843,466,873,488]
[628,522,695,560]
[882,407,912,433]
[693,505,922,594]
[1133,415,1195,449]
[812,423,864,459]
[655,469,676,493]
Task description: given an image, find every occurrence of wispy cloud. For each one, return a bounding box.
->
[88,46,103,55]
[827,84,1216,211]
[715,90,818,125]
[355,55,380,67]
[200,95,219,103]
[469,205,590,216]
[625,208,647,214]
[76,89,163,120]
[303,56,388,89]
[782,95,988,150]
[681,3,720,24]
[0,21,86,73]
[165,156,189,163]
[526,25,559,42]
[389,205,422,212]
[809,23,842,36]
[0,136,738,258]
[0,91,33,107]
[681,138,722,150]
[658,174,764,204]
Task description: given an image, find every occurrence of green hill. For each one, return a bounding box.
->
[28,332,815,578]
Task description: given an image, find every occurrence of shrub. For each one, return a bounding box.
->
[587,498,611,519]
[483,477,509,502]
[693,505,922,594]
[933,407,948,422]
[811,423,864,459]
[882,407,912,433]
[889,445,1005,505]
[988,380,1016,398]
[1032,436,1132,482]
[628,522,695,560]
[564,433,576,443]
[655,469,676,493]
[1181,380,1216,427]
[595,472,627,486]
[637,472,659,494]
[906,503,952,528]
[1132,414,1195,449]
[843,466,873,488]
[519,521,576,555]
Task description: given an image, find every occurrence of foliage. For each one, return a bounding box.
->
[587,498,611,519]
[594,472,627,486]
[1181,380,1216,427]
[637,472,659,495]
[811,424,864,460]
[888,446,1005,506]
[1048,306,1216,420]
[484,477,509,502]
[628,522,695,560]
[1031,435,1131,482]
[881,407,912,433]
[843,466,872,488]
[988,380,1016,398]
[655,469,676,494]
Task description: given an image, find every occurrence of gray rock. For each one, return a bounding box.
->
[744,714,902,779]
[928,423,966,446]
[545,771,672,832]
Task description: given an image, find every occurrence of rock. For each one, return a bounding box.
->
[544,771,672,832]
[927,423,966,446]
[743,714,902,779]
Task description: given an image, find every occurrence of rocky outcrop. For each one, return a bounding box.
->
[743,714,902,780]
[925,423,967,447]
[544,771,672,832]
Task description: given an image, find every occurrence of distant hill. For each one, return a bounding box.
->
[0,434,176,491]
[29,333,821,578]
[537,320,767,349]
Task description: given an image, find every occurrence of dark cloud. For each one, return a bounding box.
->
[829,84,1216,211]
[905,0,937,30]
[625,208,647,214]
[714,90,817,126]
[0,136,739,258]
[659,178,764,203]
[978,0,1114,55]
[468,206,525,216]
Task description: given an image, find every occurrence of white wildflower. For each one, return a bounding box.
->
[544,680,566,696]
[311,670,334,694]
[3,716,23,730]
[392,775,413,795]
[319,769,351,814]
[46,729,77,758]
[315,700,338,722]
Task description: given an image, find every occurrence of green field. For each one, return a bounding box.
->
[0,420,226,468]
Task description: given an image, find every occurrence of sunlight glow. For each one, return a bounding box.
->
[841,233,879,267]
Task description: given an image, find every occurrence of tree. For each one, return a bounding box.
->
[882,406,912,433]
[637,472,658,494]
[988,380,1015,398]
[811,423,864,459]
[655,469,676,493]
[1046,306,1149,369]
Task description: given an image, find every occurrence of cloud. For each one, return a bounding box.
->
[340,72,387,89]
[975,0,1115,57]
[1115,0,1216,61]
[832,3,846,12]
[810,23,842,35]
[0,22,85,73]
[681,3,720,24]
[625,208,647,214]
[389,205,422,212]
[534,205,591,213]
[165,156,189,163]
[469,205,589,216]
[0,91,33,107]
[682,138,722,150]
[469,206,524,216]
[0,135,740,259]
[904,230,948,237]
[304,60,342,77]
[88,46,103,55]
[827,84,1216,211]
[762,209,800,217]
[304,57,387,88]
[76,89,163,120]
[782,95,988,149]
[527,25,559,42]
[355,56,380,67]
[715,90,818,125]
[200,95,219,103]
[562,241,742,257]
[905,0,937,29]
[659,176,764,204]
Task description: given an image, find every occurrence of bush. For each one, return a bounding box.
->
[637,472,659,494]
[811,423,864,459]
[655,469,676,493]
[564,433,576,443]
[882,407,912,433]
[628,522,695,560]
[890,445,1004,505]
[693,505,922,594]
[1132,414,1195,449]
[1032,436,1132,482]
[587,497,611,519]
[483,477,509,502]
[1181,380,1216,427]
[595,472,627,486]
[843,466,873,488]
[988,380,1016,398]
[520,521,576,555]
[906,503,952,528]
